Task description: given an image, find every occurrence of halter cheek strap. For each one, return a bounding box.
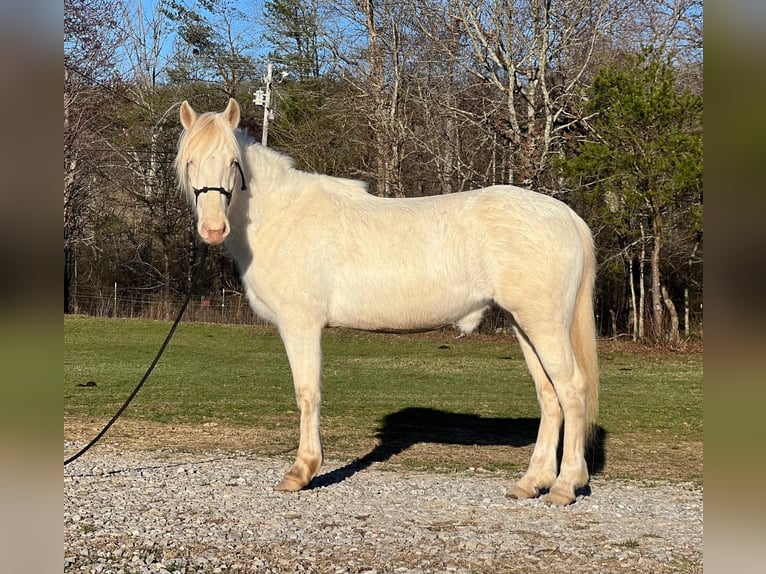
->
[193,160,247,205]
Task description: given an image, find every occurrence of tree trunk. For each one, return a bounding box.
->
[638,222,646,342]
[661,285,680,345]
[359,0,402,198]
[64,66,73,314]
[627,254,637,342]
[685,240,700,338]
[64,238,74,314]
[650,211,664,342]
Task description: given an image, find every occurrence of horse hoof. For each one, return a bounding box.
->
[506,484,539,500]
[543,489,576,506]
[274,476,305,492]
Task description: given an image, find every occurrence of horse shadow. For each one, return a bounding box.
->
[309,407,606,489]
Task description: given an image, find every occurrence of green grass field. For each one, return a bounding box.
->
[64,316,703,482]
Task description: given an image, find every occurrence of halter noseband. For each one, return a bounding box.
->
[193,160,247,205]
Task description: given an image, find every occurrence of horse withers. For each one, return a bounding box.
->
[176,98,599,506]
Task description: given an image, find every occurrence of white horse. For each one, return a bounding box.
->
[176,98,599,505]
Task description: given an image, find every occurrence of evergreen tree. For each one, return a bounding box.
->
[263,0,324,79]
[558,48,703,343]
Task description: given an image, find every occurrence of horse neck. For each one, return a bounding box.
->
[230,144,295,230]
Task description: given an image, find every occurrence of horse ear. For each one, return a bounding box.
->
[223,98,240,129]
[180,101,197,130]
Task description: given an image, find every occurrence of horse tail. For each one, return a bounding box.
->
[571,216,600,442]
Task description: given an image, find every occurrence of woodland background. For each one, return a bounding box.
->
[64,0,702,344]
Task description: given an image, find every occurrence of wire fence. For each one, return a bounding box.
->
[67,290,512,332]
[67,290,702,341]
[69,290,268,326]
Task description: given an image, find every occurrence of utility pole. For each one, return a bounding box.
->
[253,63,288,147]
[253,63,274,146]
[261,62,273,146]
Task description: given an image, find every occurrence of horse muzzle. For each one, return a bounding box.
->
[199,220,230,245]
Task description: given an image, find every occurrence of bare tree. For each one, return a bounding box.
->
[446,0,621,188]
[164,0,261,97]
[322,0,412,197]
[407,0,481,194]
[65,0,124,312]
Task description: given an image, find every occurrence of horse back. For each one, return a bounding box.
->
[252,182,587,331]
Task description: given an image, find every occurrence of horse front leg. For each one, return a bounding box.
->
[275,322,324,492]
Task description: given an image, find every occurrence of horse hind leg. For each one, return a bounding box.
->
[495,280,591,503]
[506,325,563,501]
[519,325,590,506]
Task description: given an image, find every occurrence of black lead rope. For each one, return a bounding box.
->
[64,244,209,466]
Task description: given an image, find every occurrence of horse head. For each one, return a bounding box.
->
[176,98,246,245]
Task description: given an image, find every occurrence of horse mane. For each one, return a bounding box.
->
[246,143,296,177]
[246,142,369,198]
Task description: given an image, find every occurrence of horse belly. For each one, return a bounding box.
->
[327,267,489,332]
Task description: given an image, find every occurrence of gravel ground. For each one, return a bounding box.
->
[64,444,702,573]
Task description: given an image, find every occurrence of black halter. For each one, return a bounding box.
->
[193,160,247,205]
